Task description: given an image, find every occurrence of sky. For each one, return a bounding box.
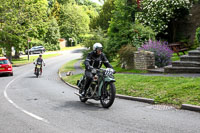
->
[90,0,103,5]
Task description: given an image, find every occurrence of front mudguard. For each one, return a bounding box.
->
[98,76,115,96]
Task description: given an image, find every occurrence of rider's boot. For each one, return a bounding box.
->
[81,91,86,97]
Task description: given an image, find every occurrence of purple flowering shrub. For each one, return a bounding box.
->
[139,40,173,68]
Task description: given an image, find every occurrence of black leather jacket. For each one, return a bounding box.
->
[84,51,112,70]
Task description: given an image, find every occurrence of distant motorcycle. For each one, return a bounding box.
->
[34,62,42,78]
[76,68,116,108]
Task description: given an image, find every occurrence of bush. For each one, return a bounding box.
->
[118,45,137,69]
[132,22,156,48]
[43,43,60,51]
[29,38,60,51]
[0,48,3,56]
[82,28,112,61]
[195,27,200,44]
[139,40,173,68]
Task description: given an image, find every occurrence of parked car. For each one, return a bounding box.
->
[0,57,13,76]
[25,46,45,55]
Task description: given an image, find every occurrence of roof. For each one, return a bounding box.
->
[0,57,7,60]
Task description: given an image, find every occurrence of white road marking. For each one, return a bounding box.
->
[4,71,49,123]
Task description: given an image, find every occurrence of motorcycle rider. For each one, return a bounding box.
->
[34,54,45,75]
[82,43,113,97]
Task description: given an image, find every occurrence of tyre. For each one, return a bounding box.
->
[78,78,88,102]
[79,89,88,103]
[36,68,40,78]
[100,82,116,108]
[8,73,13,76]
[10,73,13,76]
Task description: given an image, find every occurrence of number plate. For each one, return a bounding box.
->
[36,65,41,68]
[0,68,5,70]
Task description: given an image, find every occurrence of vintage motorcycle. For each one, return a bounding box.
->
[76,68,116,108]
[34,62,42,78]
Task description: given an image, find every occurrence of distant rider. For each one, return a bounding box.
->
[34,54,45,75]
[82,43,113,97]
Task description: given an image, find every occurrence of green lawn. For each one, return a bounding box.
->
[59,59,80,73]
[60,45,82,51]
[12,53,60,66]
[65,73,200,107]
[61,58,200,107]
[171,51,188,61]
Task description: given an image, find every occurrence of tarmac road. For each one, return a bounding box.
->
[0,48,200,133]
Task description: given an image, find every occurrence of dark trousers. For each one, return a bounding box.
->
[83,70,93,93]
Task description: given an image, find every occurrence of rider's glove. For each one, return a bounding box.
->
[105,68,114,75]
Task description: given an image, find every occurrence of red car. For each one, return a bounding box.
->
[0,57,13,76]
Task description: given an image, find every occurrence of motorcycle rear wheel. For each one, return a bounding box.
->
[100,82,116,108]
[79,89,88,102]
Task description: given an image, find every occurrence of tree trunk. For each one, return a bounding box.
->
[168,19,177,43]
[6,45,12,63]
[14,48,20,59]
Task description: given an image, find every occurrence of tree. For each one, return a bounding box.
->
[106,0,137,57]
[90,0,115,30]
[137,0,191,42]
[0,0,49,60]
[44,17,61,50]
[49,0,61,21]
[59,3,90,44]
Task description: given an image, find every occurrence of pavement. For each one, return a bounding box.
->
[58,59,200,113]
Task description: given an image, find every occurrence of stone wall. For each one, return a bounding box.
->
[134,51,155,70]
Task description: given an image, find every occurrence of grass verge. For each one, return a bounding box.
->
[61,59,200,107]
[59,59,80,73]
[12,53,60,66]
[171,51,188,61]
[65,74,200,107]
[60,45,82,51]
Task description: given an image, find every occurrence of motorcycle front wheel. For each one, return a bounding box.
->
[36,68,40,78]
[100,82,116,108]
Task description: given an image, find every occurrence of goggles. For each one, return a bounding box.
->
[96,47,103,52]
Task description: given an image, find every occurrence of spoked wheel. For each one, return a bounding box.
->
[100,82,116,108]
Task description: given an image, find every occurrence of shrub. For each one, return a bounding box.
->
[0,48,3,56]
[139,40,173,68]
[132,22,156,48]
[195,27,200,44]
[118,45,137,69]
[82,28,111,61]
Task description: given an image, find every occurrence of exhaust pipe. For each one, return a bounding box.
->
[74,92,81,97]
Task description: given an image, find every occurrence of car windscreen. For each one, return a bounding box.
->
[0,60,8,64]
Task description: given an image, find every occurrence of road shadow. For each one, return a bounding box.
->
[58,100,108,111]
[26,75,37,78]
[71,49,85,53]
[0,74,10,78]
